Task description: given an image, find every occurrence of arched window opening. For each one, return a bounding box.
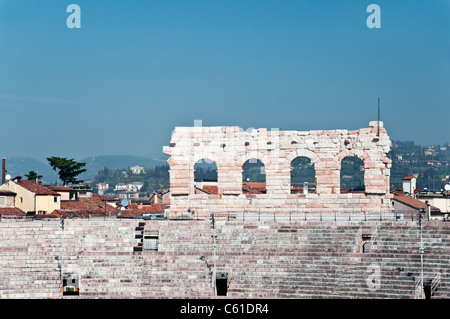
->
[340,156,365,193]
[242,159,266,194]
[290,157,316,194]
[194,159,218,195]
[361,235,372,253]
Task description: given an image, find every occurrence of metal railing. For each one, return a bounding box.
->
[413,273,441,299]
[369,225,378,248]
[354,227,363,253]
[431,273,441,295]
[414,277,423,299]
[0,215,37,222]
[165,211,403,222]
[235,212,398,222]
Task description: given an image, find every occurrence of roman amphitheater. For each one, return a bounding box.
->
[0,122,448,299]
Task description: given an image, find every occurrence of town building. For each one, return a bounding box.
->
[0,189,26,217]
[149,189,170,204]
[392,192,442,220]
[416,191,450,215]
[48,185,78,201]
[128,182,144,192]
[114,183,128,191]
[402,176,417,194]
[55,193,118,218]
[96,183,109,195]
[118,191,139,199]
[0,178,60,215]
[129,165,145,175]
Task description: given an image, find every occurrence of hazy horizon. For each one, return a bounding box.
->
[1,1,449,161]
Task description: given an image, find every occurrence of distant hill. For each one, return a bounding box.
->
[2,155,168,184]
[2,156,58,184]
[79,155,168,180]
[2,140,448,191]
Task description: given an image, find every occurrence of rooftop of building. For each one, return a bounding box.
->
[0,207,26,216]
[0,190,16,196]
[17,180,60,196]
[393,193,440,212]
[48,185,77,192]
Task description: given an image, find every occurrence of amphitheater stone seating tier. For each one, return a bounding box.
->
[0,218,448,299]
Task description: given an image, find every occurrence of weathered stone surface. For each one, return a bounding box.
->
[164,122,392,217]
[1,219,449,299]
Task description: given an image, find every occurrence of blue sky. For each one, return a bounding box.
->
[0,0,449,162]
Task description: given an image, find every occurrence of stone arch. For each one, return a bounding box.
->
[193,158,218,195]
[339,156,365,193]
[238,151,271,169]
[192,153,222,168]
[290,156,316,194]
[337,149,373,169]
[286,149,320,165]
[242,158,266,194]
[337,149,375,194]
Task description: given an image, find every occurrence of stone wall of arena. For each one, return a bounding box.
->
[0,217,448,299]
[163,121,392,218]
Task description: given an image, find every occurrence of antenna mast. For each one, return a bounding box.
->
[2,158,5,184]
[377,98,380,137]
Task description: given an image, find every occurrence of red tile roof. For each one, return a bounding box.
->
[55,192,166,218]
[242,182,267,194]
[0,207,26,216]
[91,193,118,202]
[126,203,166,213]
[52,209,91,219]
[194,185,219,195]
[393,194,440,211]
[0,190,16,196]
[60,194,118,217]
[194,187,209,195]
[18,180,60,196]
[402,176,415,180]
[114,203,167,218]
[48,186,77,192]
[202,185,218,194]
[34,213,58,219]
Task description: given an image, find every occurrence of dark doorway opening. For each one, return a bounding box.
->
[424,280,432,299]
[362,235,372,253]
[216,273,228,296]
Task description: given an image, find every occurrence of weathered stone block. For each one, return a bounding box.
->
[164,122,392,217]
